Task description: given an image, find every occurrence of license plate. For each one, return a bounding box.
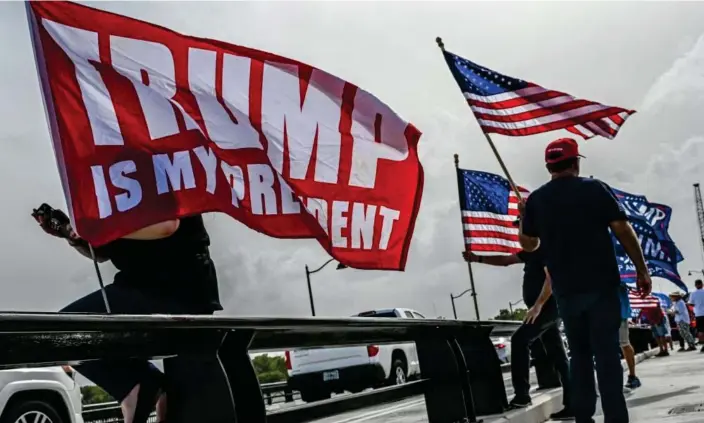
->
[323,370,340,381]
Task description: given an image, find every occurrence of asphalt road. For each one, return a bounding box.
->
[304,370,539,423]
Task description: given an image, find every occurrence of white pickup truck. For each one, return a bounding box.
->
[0,366,83,423]
[285,308,424,403]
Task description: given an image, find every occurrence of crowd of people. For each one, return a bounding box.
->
[634,281,704,357]
[466,137,654,423]
[32,135,699,423]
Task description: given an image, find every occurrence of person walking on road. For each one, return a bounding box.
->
[670,291,697,351]
[618,285,642,390]
[688,279,704,351]
[463,250,572,419]
[517,137,652,423]
[640,305,670,356]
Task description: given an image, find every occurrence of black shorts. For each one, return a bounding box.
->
[696,316,704,333]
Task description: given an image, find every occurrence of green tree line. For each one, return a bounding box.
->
[493,308,528,321]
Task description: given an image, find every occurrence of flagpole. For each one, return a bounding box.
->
[455,153,481,321]
[437,37,524,202]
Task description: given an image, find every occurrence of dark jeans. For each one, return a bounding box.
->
[510,310,570,408]
[61,283,217,402]
[561,288,628,423]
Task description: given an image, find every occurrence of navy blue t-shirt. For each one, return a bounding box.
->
[101,215,223,312]
[516,249,557,317]
[521,176,627,305]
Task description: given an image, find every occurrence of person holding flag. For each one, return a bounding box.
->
[463,250,573,419]
[518,137,651,423]
[33,206,238,423]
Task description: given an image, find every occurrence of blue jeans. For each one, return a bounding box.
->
[560,287,628,423]
[510,310,570,408]
[651,323,668,338]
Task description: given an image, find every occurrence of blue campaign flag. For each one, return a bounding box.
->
[652,292,672,309]
[616,254,688,293]
[613,189,683,262]
[611,187,687,292]
[614,219,682,267]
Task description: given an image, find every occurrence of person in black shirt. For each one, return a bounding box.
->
[35,211,224,423]
[464,250,572,420]
[518,138,651,423]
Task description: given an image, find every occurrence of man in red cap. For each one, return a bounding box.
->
[517,138,652,423]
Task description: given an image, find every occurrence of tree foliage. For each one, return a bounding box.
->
[81,385,114,404]
[493,308,528,321]
[252,354,288,384]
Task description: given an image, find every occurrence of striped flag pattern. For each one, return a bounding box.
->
[628,290,661,309]
[441,49,635,140]
[457,168,530,254]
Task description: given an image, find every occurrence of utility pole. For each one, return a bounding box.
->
[304,259,347,316]
[694,183,704,268]
[508,299,524,315]
[450,288,473,320]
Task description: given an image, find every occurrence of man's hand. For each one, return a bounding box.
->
[524,303,543,324]
[636,269,653,297]
[462,251,480,262]
[517,199,526,217]
[32,204,72,239]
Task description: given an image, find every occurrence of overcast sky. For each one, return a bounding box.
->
[2,1,704,321]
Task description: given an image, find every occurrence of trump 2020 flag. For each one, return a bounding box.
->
[27,1,424,270]
[611,188,686,292]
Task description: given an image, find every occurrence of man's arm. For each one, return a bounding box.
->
[518,199,540,252]
[524,267,552,324]
[534,267,553,308]
[519,219,540,252]
[464,252,522,267]
[67,239,110,263]
[593,180,652,295]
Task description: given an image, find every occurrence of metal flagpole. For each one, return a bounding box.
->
[88,244,111,313]
[436,37,524,203]
[454,154,481,321]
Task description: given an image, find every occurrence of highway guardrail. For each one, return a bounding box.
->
[0,313,524,423]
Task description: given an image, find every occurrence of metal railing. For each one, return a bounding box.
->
[0,313,522,423]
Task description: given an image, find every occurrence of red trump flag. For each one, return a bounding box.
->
[27,2,424,270]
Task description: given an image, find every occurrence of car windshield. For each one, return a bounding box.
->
[356,310,397,318]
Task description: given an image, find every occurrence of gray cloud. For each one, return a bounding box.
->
[2,2,704,319]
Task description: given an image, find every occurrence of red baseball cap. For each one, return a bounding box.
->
[544,137,585,164]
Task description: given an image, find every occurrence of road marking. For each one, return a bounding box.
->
[311,367,535,422]
[329,398,426,423]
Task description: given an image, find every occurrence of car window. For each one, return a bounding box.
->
[412,312,425,319]
[404,311,414,318]
[357,310,398,318]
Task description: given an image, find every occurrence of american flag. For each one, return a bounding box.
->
[628,290,661,309]
[457,168,529,253]
[442,50,635,140]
